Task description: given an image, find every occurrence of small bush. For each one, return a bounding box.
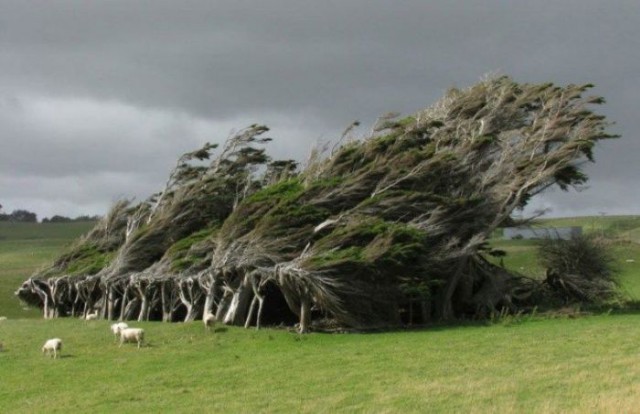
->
[538,234,618,282]
[538,234,620,303]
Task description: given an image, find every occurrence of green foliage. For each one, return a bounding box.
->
[170,256,200,272]
[245,178,304,204]
[166,228,214,258]
[309,219,429,284]
[261,204,330,233]
[166,228,216,272]
[365,224,428,267]
[63,246,115,276]
[36,239,118,278]
[472,134,497,148]
[310,246,367,269]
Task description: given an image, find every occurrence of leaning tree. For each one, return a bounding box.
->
[16,76,618,331]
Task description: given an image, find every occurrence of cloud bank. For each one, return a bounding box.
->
[1,1,638,219]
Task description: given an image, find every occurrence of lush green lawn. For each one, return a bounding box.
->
[1,218,640,412]
[2,315,640,412]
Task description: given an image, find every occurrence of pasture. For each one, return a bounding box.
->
[0,222,95,318]
[1,218,640,412]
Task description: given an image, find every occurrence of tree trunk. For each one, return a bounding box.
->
[202,280,217,320]
[107,285,116,320]
[138,295,148,322]
[176,278,202,322]
[119,287,129,321]
[48,279,59,318]
[244,296,258,329]
[223,278,253,325]
[441,258,470,321]
[161,281,173,322]
[215,291,232,321]
[124,298,139,320]
[421,299,431,323]
[299,297,310,334]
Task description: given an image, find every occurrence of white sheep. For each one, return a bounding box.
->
[0,316,7,322]
[110,322,129,341]
[119,328,144,349]
[203,312,216,332]
[85,312,98,321]
[42,338,63,359]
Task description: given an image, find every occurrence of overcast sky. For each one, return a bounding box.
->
[1,1,638,220]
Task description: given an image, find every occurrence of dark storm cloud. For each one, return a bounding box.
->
[0,1,638,218]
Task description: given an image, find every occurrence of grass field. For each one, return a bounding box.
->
[1,218,640,412]
[2,315,640,412]
[0,222,95,318]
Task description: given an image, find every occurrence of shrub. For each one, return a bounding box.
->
[538,234,620,303]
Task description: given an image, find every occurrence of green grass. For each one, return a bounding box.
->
[0,222,95,318]
[0,221,95,241]
[2,315,640,412]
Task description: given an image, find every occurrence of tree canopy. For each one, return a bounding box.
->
[16,76,618,331]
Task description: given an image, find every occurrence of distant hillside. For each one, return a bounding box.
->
[0,221,97,241]
[534,215,640,241]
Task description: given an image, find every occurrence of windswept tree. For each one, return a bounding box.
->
[17,76,618,330]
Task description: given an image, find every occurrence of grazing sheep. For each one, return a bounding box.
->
[110,322,129,341]
[203,313,216,332]
[119,328,144,349]
[42,338,63,359]
[85,312,98,321]
[0,316,7,322]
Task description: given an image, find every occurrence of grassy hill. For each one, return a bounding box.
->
[1,218,640,412]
